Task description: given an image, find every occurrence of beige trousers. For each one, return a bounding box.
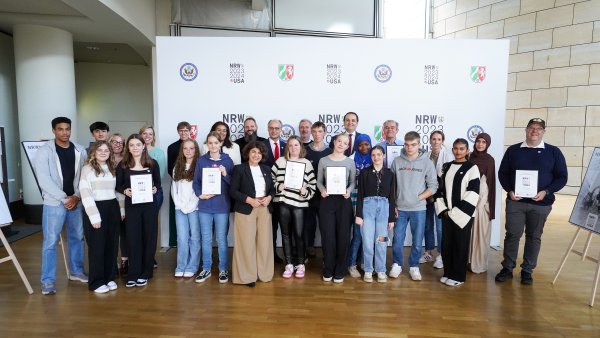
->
[232,206,274,284]
[469,175,491,273]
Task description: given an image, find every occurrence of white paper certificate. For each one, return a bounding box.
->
[386,145,402,168]
[202,168,222,195]
[515,170,538,198]
[326,166,347,195]
[131,174,153,204]
[284,161,306,190]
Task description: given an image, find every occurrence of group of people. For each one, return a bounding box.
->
[34,112,567,295]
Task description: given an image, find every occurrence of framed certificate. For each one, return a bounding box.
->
[284,160,306,190]
[202,167,222,195]
[386,145,402,168]
[131,174,153,204]
[515,170,538,198]
[326,166,347,195]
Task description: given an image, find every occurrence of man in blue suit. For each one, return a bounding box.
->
[264,119,286,263]
[329,112,371,155]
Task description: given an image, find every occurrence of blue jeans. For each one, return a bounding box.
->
[360,197,389,273]
[392,210,426,267]
[198,212,229,272]
[41,204,85,284]
[175,209,200,273]
[347,223,362,267]
[424,202,443,253]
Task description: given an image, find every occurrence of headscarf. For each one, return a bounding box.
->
[353,134,372,176]
[469,133,496,220]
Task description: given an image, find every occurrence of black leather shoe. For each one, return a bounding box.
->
[495,268,513,282]
[520,271,533,285]
[246,282,256,288]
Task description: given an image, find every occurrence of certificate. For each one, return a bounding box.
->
[326,166,347,195]
[284,160,306,190]
[386,145,402,168]
[202,167,222,195]
[131,174,153,204]
[515,170,538,198]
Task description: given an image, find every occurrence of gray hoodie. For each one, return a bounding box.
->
[33,140,87,206]
[391,149,438,211]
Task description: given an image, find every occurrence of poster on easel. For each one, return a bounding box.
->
[20,141,47,195]
[569,147,600,233]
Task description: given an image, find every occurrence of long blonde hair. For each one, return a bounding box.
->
[86,141,116,176]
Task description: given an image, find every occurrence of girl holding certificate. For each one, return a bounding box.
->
[230,141,275,287]
[201,122,241,165]
[434,138,480,287]
[271,136,316,279]
[171,139,201,278]
[316,133,356,283]
[80,141,124,293]
[116,134,161,288]
[193,132,234,283]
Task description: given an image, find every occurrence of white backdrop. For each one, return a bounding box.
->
[154,37,509,248]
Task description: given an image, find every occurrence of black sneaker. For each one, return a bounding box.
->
[218,271,229,284]
[195,270,211,283]
[521,271,533,285]
[495,268,513,282]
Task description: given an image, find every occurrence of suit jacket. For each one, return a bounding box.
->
[329,131,370,154]
[230,162,276,215]
[234,136,267,160]
[262,138,286,169]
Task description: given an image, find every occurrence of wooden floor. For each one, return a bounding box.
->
[1,195,600,337]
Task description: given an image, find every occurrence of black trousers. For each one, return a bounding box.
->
[319,195,353,279]
[84,199,120,291]
[304,197,321,249]
[272,202,280,254]
[126,202,158,281]
[279,203,306,265]
[442,217,473,283]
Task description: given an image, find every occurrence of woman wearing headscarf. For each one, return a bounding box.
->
[468,132,496,273]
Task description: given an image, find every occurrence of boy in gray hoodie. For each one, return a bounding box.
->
[389,131,438,281]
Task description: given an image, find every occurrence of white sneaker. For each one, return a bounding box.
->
[445,278,464,287]
[348,265,361,278]
[333,277,344,283]
[174,271,184,277]
[363,272,373,283]
[94,285,110,294]
[389,263,402,278]
[183,272,195,278]
[433,255,444,269]
[107,281,118,291]
[440,276,448,284]
[377,272,387,283]
[419,252,434,264]
[409,267,422,281]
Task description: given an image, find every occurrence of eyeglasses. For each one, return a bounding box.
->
[110,141,124,145]
[178,129,190,133]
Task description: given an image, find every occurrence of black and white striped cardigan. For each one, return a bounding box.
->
[434,161,480,228]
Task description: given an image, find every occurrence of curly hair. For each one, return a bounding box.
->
[173,139,200,181]
[242,140,268,163]
[121,134,155,169]
[210,121,233,149]
[86,141,116,176]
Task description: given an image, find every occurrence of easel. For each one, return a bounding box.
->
[0,223,34,294]
[552,227,600,307]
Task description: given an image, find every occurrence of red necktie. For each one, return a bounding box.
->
[274,141,279,160]
[346,133,353,156]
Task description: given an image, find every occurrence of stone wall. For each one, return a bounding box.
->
[432,0,600,195]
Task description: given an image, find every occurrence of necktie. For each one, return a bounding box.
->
[274,141,279,160]
[346,133,353,156]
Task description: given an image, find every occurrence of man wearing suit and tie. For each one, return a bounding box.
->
[264,119,287,263]
[329,112,371,156]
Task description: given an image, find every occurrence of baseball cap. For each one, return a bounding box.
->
[527,118,545,129]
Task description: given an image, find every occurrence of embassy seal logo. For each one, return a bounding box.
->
[424,65,439,85]
[470,66,486,83]
[373,125,384,143]
[327,64,341,84]
[278,64,294,81]
[374,64,392,83]
[467,125,484,142]
[230,63,245,84]
[281,124,295,141]
[180,63,198,81]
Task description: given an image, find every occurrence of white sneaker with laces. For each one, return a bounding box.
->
[174,271,184,277]
[433,255,444,269]
[363,272,373,283]
[445,278,464,287]
[440,276,448,284]
[94,285,110,294]
[419,252,434,264]
[389,263,402,278]
[107,281,118,291]
[409,267,422,281]
[377,272,387,283]
[348,265,361,278]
